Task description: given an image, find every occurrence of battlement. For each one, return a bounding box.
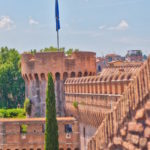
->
[21,51,96,81]
[21,51,96,117]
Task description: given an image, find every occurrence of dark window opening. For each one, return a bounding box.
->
[78,72,82,77]
[83,127,85,138]
[55,72,60,81]
[63,72,68,81]
[65,124,72,133]
[98,65,101,72]
[84,72,88,76]
[71,72,76,78]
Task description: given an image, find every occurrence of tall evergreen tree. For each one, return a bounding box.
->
[45,73,59,150]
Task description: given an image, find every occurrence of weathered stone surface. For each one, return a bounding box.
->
[146,119,150,126]
[139,137,147,148]
[108,142,113,149]
[145,101,150,111]
[147,142,150,150]
[144,127,150,138]
[128,122,144,133]
[122,141,135,150]
[113,137,122,145]
[120,127,127,137]
[135,108,145,120]
[126,133,132,142]
[130,134,139,145]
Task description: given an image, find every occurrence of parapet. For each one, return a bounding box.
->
[21,51,96,81]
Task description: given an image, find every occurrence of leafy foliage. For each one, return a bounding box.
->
[20,124,28,133]
[40,46,79,56]
[0,109,25,118]
[0,47,25,108]
[73,101,78,109]
[24,98,32,116]
[45,73,59,150]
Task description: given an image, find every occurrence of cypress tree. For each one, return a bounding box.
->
[45,73,59,150]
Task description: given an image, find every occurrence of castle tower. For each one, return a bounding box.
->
[21,51,96,117]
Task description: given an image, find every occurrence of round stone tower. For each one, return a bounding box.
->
[21,51,96,117]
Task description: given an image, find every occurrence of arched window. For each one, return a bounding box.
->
[63,72,68,81]
[41,73,45,80]
[89,72,92,76]
[78,72,82,77]
[74,148,79,150]
[84,71,88,76]
[67,148,71,150]
[71,72,76,78]
[34,73,39,80]
[55,72,60,81]
[29,74,33,80]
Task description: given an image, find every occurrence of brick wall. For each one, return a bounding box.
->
[0,118,80,150]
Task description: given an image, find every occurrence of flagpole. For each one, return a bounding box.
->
[57,30,59,52]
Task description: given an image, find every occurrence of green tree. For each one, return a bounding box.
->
[45,73,59,150]
[40,46,65,52]
[0,47,25,108]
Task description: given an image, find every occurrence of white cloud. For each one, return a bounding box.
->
[0,16,14,30]
[98,25,106,30]
[108,20,129,30]
[29,17,39,25]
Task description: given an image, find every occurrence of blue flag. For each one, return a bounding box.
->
[55,0,60,31]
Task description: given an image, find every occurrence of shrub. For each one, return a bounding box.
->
[0,109,25,118]
[73,101,78,109]
[24,98,32,116]
[20,124,28,134]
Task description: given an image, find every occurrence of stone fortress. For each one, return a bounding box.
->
[0,50,150,150]
[21,51,96,117]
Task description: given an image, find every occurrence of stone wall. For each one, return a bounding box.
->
[0,117,80,150]
[21,51,96,117]
[109,101,150,150]
[79,123,97,150]
[87,56,150,150]
[64,64,140,126]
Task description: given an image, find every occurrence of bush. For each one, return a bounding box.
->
[20,124,28,133]
[0,109,25,118]
[24,98,32,116]
[73,101,78,109]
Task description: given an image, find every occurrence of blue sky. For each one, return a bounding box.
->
[0,0,149,56]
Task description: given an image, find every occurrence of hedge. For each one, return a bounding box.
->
[0,109,25,118]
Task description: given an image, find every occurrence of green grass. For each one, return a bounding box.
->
[0,108,25,118]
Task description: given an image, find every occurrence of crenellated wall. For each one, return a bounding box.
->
[87,56,150,150]
[21,51,96,117]
[64,65,140,124]
[64,63,143,150]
